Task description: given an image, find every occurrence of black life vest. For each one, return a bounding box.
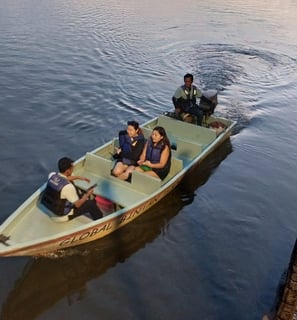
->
[173,85,198,111]
[182,84,197,107]
[146,139,165,163]
[41,173,73,216]
[119,130,145,165]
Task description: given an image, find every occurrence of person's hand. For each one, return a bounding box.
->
[86,188,94,198]
[143,160,151,166]
[84,177,90,183]
[137,159,144,165]
[81,188,93,202]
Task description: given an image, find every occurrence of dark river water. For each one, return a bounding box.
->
[1,0,297,319]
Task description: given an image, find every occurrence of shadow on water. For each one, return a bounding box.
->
[0,139,233,320]
[178,137,233,203]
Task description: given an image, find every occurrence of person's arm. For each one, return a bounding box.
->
[172,96,179,108]
[137,141,148,165]
[114,130,127,156]
[172,87,181,107]
[73,187,94,208]
[62,183,93,209]
[143,145,170,169]
[173,87,183,100]
[118,130,127,148]
[173,87,186,113]
[67,175,90,183]
[195,86,202,98]
[126,138,145,161]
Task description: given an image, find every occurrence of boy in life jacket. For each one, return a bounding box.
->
[41,157,102,221]
[172,73,203,125]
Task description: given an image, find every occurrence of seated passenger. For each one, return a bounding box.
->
[41,157,103,221]
[172,73,203,125]
[112,120,145,180]
[135,126,171,180]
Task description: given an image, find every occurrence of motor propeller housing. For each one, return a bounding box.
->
[198,89,218,116]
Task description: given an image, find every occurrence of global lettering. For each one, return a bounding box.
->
[59,222,112,246]
[119,207,144,224]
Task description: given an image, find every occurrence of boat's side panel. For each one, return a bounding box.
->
[174,138,203,159]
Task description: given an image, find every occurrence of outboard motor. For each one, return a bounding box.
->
[163,89,218,125]
[198,89,218,116]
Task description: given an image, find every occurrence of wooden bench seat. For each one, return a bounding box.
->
[74,153,146,207]
[74,171,146,208]
[173,137,202,159]
[92,138,119,160]
[74,152,183,206]
[155,115,217,145]
[74,153,183,207]
[131,170,161,193]
[162,156,183,184]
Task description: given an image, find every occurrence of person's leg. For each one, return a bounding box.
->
[142,170,161,179]
[73,200,103,220]
[188,106,203,125]
[112,162,128,177]
[118,165,135,180]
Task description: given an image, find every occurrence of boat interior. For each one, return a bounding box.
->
[72,115,224,208]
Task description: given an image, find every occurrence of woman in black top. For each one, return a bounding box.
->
[136,126,171,180]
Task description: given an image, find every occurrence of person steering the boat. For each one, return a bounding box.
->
[135,126,171,180]
[112,120,145,181]
[172,73,203,125]
[41,157,103,221]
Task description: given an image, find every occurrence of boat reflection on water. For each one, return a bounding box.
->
[0,139,233,320]
[178,137,234,204]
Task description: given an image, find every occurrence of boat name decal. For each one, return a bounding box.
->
[59,222,113,246]
[59,195,167,247]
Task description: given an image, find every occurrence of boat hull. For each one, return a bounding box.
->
[2,176,182,257]
[0,114,236,257]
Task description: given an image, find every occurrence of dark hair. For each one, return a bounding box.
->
[184,73,194,82]
[127,120,143,135]
[127,120,139,130]
[152,126,171,148]
[58,157,73,173]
